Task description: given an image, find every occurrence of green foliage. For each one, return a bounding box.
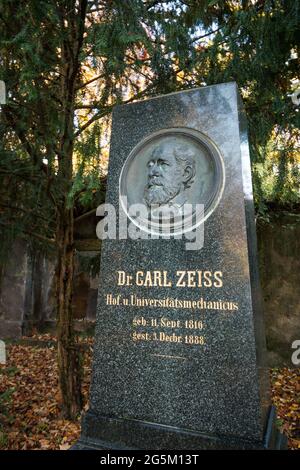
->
[182,0,300,212]
[77,252,101,279]
[0,387,14,416]
[0,0,299,260]
[0,366,19,377]
[0,430,8,449]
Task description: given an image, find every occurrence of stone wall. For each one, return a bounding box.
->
[257,212,300,366]
[0,240,28,338]
[0,242,56,338]
[0,240,99,338]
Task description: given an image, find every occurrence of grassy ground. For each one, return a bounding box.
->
[0,335,299,450]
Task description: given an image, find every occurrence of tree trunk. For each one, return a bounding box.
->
[55,0,88,420]
[56,205,82,419]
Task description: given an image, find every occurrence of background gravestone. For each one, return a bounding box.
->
[75,83,286,450]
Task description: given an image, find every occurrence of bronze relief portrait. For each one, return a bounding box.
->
[120,128,225,236]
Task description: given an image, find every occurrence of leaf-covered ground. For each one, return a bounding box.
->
[0,335,299,450]
[271,368,300,449]
[0,335,92,450]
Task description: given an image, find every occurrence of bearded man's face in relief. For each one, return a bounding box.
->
[144,146,187,206]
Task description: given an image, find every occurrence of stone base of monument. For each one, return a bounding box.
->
[72,406,287,450]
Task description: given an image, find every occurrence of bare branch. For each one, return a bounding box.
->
[190,26,223,44]
[75,105,113,137]
[75,73,105,91]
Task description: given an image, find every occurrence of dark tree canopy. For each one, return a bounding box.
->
[0,1,299,252]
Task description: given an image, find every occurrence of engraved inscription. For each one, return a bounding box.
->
[117,270,223,288]
[131,315,206,347]
[105,268,239,350]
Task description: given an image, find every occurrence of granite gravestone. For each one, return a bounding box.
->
[75,83,286,450]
